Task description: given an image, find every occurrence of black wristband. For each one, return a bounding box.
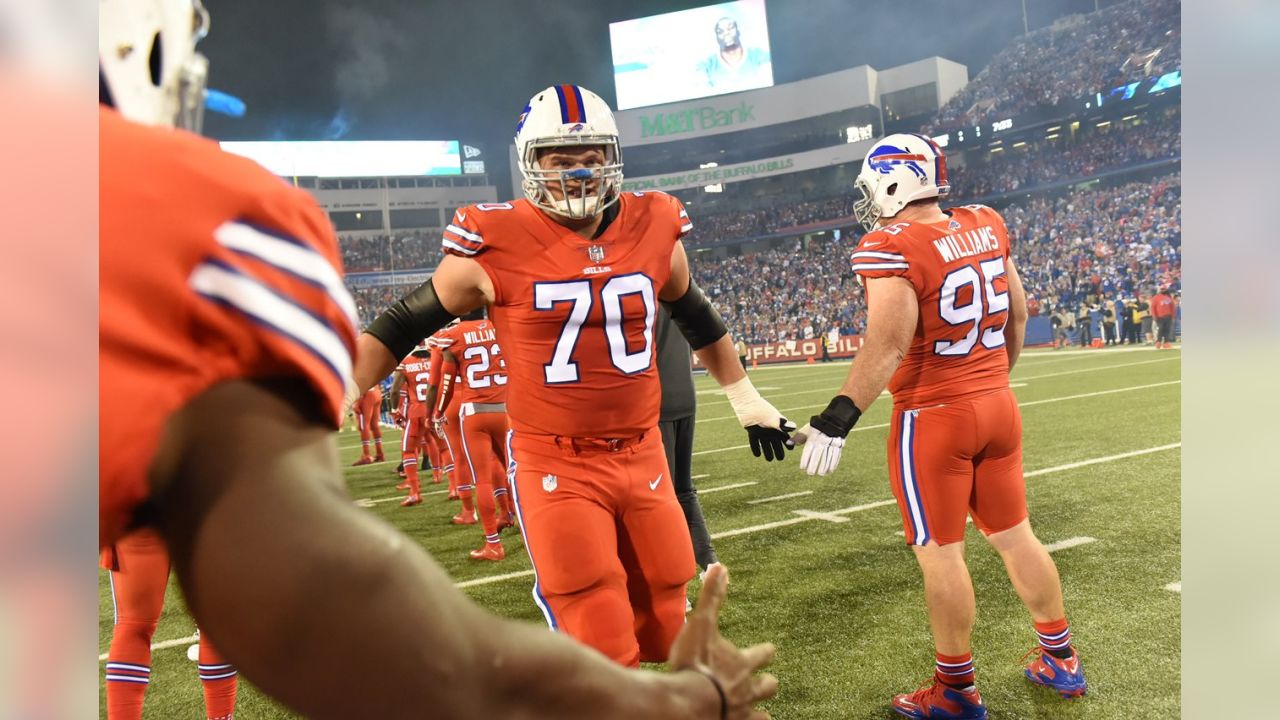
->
[809,395,861,438]
[693,669,728,720]
[364,279,457,361]
[662,280,729,351]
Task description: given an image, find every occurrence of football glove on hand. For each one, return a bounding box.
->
[723,378,797,461]
[793,395,862,476]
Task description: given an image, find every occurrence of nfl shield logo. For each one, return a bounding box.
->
[542,473,558,492]
[948,219,961,231]
[588,245,605,263]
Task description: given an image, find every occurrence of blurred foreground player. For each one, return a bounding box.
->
[102,529,238,720]
[793,134,1087,718]
[351,385,385,465]
[348,84,794,667]
[100,3,776,717]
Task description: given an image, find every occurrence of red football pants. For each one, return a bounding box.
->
[509,429,696,667]
[888,388,1028,547]
[103,529,237,720]
[458,408,512,539]
[354,395,382,442]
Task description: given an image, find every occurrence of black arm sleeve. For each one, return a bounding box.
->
[364,279,457,361]
[661,279,728,351]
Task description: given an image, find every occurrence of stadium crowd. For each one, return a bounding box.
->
[945,109,1179,197]
[691,173,1180,346]
[675,109,1177,249]
[926,0,1180,132]
[340,231,443,273]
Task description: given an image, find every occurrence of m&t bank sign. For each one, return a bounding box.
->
[638,101,757,139]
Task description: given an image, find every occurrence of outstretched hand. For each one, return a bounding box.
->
[669,564,779,719]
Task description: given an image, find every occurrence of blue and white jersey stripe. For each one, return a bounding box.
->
[852,262,910,272]
[441,237,479,256]
[214,220,358,332]
[900,410,930,545]
[850,250,907,262]
[189,260,354,384]
[506,429,559,631]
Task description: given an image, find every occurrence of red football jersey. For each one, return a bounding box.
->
[99,107,357,547]
[441,192,689,438]
[851,204,1014,409]
[449,319,508,404]
[397,350,434,419]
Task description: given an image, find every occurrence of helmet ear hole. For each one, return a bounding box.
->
[886,182,898,197]
[147,32,163,87]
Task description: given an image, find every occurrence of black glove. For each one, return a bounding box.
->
[809,395,862,439]
[746,418,798,461]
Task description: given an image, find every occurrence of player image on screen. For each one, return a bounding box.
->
[697,16,771,91]
[610,0,774,109]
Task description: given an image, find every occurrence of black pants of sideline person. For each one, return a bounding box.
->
[1156,316,1175,344]
[659,415,719,569]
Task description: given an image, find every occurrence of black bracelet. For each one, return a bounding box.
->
[693,669,727,720]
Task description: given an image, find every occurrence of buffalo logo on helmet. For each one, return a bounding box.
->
[515,104,532,134]
[566,123,585,133]
[866,145,929,180]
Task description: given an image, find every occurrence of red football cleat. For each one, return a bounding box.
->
[400,494,422,507]
[351,456,373,467]
[1024,647,1087,699]
[451,511,476,525]
[374,453,385,462]
[469,542,505,561]
[891,679,986,719]
[447,488,460,501]
[395,481,411,491]
[495,513,517,533]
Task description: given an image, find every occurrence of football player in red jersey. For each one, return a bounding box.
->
[99,4,775,718]
[388,343,436,506]
[348,84,794,667]
[793,134,1087,718]
[435,309,518,560]
[426,326,475,520]
[351,385,386,465]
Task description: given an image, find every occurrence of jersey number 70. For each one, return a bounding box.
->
[533,274,657,384]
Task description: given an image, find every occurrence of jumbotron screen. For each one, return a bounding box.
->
[610,0,774,110]
[219,140,462,178]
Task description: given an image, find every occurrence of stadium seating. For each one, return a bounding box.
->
[694,173,1180,345]
[924,0,1180,133]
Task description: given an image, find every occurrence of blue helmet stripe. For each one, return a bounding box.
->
[553,85,570,123]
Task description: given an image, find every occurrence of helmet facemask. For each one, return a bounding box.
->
[520,136,623,220]
[853,176,887,233]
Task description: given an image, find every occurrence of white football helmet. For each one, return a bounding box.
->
[514,85,623,220]
[99,0,210,130]
[853,133,950,232]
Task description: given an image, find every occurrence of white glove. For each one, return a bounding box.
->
[793,423,845,476]
[722,378,796,461]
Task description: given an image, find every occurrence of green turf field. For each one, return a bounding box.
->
[99,345,1181,719]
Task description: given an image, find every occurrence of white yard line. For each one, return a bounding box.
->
[1164,581,1181,593]
[1015,356,1178,381]
[747,491,815,505]
[1018,380,1180,408]
[698,481,758,494]
[1043,536,1098,553]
